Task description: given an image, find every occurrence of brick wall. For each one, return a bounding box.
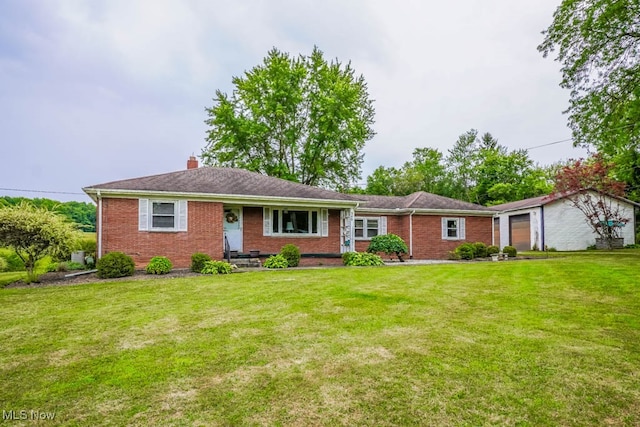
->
[101,198,223,268]
[354,214,492,259]
[242,207,341,254]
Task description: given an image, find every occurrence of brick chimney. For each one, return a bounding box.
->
[187,155,198,170]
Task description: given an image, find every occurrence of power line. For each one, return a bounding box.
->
[0,187,86,196]
[524,137,574,151]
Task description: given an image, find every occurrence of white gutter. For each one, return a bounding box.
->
[82,188,361,209]
[409,209,415,259]
[355,207,497,216]
[96,190,103,259]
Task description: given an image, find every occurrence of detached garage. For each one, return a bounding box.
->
[493,192,639,251]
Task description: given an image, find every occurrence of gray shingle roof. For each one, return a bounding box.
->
[356,192,497,212]
[84,167,356,202]
[84,167,495,212]
[490,195,553,212]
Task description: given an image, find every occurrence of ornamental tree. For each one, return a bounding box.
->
[367,234,409,262]
[550,156,630,248]
[0,203,79,282]
[203,46,375,190]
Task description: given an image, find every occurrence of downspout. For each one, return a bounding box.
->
[540,205,545,250]
[409,209,415,259]
[97,190,103,258]
[351,203,359,252]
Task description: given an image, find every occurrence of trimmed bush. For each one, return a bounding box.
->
[503,246,517,258]
[367,234,409,261]
[191,252,212,273]
[145,256,173,275]
[279,244,301,267]
[343,252,384,266]
[455,243,476,260]
[447,251,462,260]
[486,245,499,255]
[473,242,488,258]
[96,252,135,279]
[263,254,289,269]
[0,256,8,272]
[201,260,233,275]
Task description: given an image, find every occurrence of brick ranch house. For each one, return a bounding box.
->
[83,158,495,267]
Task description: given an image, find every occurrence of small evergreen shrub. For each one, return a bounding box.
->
[473,242,488,258]
[367,234,409,261]
[200,260,233,275]
[447,250,462,260]
[279,244,301,267]
[145,256,173,275]
[0,256,8,272]
[486,245,499,255]
[502,246,517,258]
[343,252,384,266]
[191,252,211,273]
[96,252,135,279]
[263,254,289,269]
[455,243,476,260]
[624,243,640,249]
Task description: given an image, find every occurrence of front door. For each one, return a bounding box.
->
[223,207,243,252]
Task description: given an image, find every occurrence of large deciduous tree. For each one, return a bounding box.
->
[538,0,640,199]
[202,46,375,190]
[550,155,630,248]
[0,203,79,282]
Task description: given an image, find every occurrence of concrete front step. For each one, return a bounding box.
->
[231,258,261,268]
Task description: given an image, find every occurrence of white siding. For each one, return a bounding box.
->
[544,197,636,251]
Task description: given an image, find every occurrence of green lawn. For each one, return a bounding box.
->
[1,253,639,426]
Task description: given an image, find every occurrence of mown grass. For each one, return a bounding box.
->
[1,252,639,425]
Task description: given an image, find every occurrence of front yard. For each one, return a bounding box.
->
[1,252,639,425]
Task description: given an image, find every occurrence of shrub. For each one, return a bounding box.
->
[78,236,97,257]
[145,256,173,275]
[486,245,499,255]
[263,254,289,269]
[624,243,640,249]
[279,244,301,267]
[503,246,517,258]
[0,248,25,272]
[473,242,488,258]
[367,234,409,261]
[455,243,476,260]
[200,260,232,275]
[343,252,384,266]
[96,252,135,279]
[447,251,461,260]
[0,256,8,272]
[191,252,212,273]
[545,246,558,252]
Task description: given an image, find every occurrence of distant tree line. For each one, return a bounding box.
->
[0,197,96,232]
[354,129,557,206]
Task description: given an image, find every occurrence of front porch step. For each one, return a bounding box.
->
[231,258,261,268]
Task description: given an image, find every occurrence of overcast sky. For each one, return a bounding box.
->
[0,0,588,203]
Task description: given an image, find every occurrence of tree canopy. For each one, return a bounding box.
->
[363,129,552,206]
[0,196,96,232]
[202,46,375,190]
[538,0,640,199]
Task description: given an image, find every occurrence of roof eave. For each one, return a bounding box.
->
[82,188,361,208]
[355,207,497,216]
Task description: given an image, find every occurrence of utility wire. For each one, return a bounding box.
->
[0,187,86,196]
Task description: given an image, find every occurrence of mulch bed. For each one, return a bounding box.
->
[4,269,201,289]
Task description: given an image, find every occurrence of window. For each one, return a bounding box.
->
[441,217,465,240]
[354,217,387,240]
[139,199,187,232]
[263,208,328,236]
